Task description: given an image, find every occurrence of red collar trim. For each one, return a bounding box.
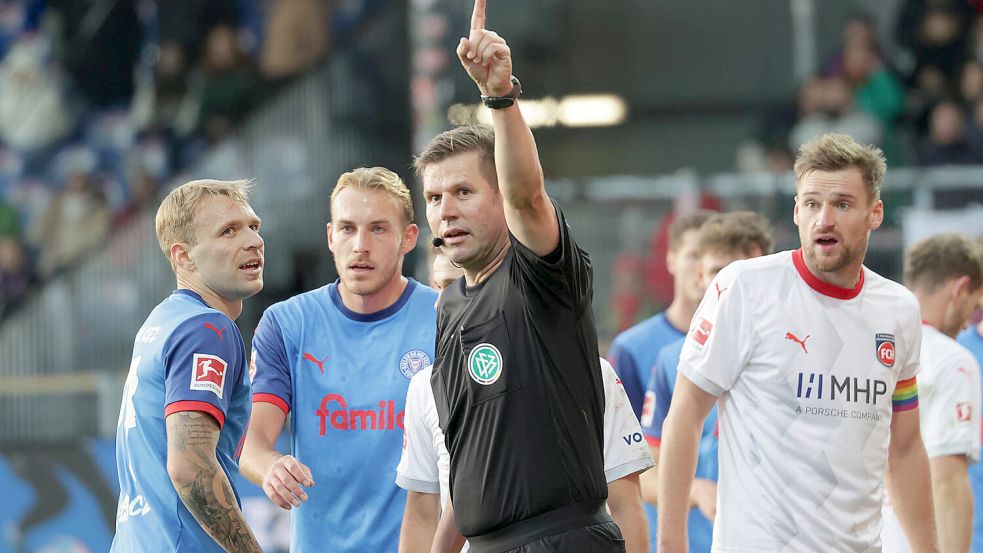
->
[792,249,864,300]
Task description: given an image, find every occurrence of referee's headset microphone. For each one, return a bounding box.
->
[431,236,465,270]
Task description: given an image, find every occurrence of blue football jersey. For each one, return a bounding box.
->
[608,311,686,550]
[609,312,686,419]
[957,325,983,553]
[642,337,718,553]
[251,279,438,552]
[112,290,252,552]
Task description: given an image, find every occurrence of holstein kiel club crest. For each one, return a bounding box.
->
[875,333,896,368]
[399,349,431,379]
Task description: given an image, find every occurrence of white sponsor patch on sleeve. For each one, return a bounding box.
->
[191,353,228,399]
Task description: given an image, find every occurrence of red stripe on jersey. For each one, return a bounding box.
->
[645,435,661,446]
[254,393,290,416]
[792,249,864,300]
[165,400,226,428]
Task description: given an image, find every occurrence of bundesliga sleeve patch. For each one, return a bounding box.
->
[691,317,713,346]
[640,390,655,428]
[891,377,917,412]
[191,353,228,399]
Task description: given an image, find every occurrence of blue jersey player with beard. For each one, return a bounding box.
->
[241,167,438,552]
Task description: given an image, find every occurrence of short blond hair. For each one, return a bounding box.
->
[904,233,983,293]
[697,211,774,257]
[156,179,254,270]
[330,167,414,226]
[793,133,887,202]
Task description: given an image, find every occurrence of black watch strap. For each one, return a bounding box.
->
[481,76,522,109]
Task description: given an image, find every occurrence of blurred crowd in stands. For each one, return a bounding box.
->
[0,0,338,321]
[3,0,983,324]
[745,0,983,174]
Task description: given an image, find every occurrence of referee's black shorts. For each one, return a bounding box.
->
[467,502,625,553]
[505,521,625,552]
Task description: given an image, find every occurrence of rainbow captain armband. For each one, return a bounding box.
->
[892,377,918,412]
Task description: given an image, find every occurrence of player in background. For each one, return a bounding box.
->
[420,0,620,549]
[883,234,983,553]
[956,237,983,552]
[112,179,264,552]
[658,133,938,552]
[397,250,654,552]
[607,210,711,550]
[609,210,714,419]
[639,211,773,553]
[240,167,438,552]
[606,210,712,551]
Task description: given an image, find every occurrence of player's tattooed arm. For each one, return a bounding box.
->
[166,411,263,553]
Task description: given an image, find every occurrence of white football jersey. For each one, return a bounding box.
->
[677,250,922,553]
[881,323,982,553]
[396,365,452,508]
[395,359,654,534]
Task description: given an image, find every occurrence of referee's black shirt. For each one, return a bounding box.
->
[431,203,607,537]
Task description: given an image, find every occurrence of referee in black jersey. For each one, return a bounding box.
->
[411,1,623,551]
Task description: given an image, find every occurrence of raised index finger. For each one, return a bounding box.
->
[470,0,486,30]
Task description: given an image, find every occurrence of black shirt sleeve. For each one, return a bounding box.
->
[508,199,592,309]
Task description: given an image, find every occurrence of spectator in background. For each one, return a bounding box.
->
[259,0,329,81]
[961,60,983,105]
[844,38,906,164]
[896,0,974,87]
[192,25,258,142]
[823,12,887,79]
[0,235,34,318]
[916,100,983,166]
[789,77,881,152]
[0,197,20,238]
[30,170,110,279]
[960,63,983,150]
[131,41,199,138]
[157,0,239,66]
[0,38,76,152]
[112,167,160,230]
[44,0,141,108]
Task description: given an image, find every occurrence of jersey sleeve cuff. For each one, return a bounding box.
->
[253,393,290,416]
[165,400,226,428]
[604,457,655,483]
[925,442,981,463]
[677,363,725,397]
[395,473,440,494]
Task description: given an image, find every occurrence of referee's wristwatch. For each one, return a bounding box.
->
[481,76,522,109]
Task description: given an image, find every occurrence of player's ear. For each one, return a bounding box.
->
[792,195,800,226]
[950,275,971,302]
[665,248,677,277]
[326,222,335,253]
[401,223,420,254]
[869,199,884,231]
[171,242,194,272]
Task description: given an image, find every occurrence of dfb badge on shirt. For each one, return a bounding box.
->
[191,353,228,398]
